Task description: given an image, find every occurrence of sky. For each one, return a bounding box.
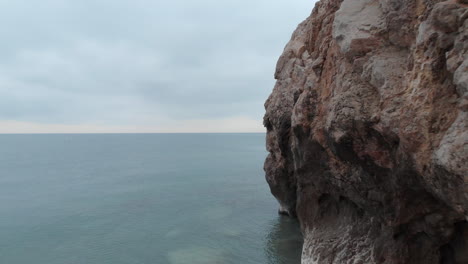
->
[0,0,316,133]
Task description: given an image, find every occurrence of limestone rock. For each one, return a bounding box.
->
[264,0,468,263]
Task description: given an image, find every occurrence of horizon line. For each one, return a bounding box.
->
[0,132,266,135]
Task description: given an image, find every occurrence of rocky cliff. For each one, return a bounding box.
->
[263,0,468,263]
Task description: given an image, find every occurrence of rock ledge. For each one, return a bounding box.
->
[264,0,468,263]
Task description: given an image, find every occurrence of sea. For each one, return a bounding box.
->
[0,133,302,264]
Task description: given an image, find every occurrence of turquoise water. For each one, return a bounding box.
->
[0,134,302,264]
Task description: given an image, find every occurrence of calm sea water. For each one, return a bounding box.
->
[0,134,302,264]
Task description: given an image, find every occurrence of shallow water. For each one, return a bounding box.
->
[0,134,302,264]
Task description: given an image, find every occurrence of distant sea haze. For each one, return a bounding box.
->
[0,133,302,264]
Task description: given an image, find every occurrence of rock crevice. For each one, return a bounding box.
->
[264,0,468,263]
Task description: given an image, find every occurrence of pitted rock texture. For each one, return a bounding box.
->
[264,0,468,263]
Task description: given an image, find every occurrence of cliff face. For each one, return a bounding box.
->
[264,0,468,263]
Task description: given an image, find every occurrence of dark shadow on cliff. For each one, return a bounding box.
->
[264,215,303,264]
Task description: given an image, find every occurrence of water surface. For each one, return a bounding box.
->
[0,134,302,264]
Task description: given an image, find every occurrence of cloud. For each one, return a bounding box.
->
[0,0,316,132]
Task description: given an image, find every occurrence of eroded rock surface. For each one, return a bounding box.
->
[264,0,468,263]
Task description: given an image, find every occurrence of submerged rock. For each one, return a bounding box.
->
[264,0,468,263]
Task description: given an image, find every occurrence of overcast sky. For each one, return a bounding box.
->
[0,0,316,133]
